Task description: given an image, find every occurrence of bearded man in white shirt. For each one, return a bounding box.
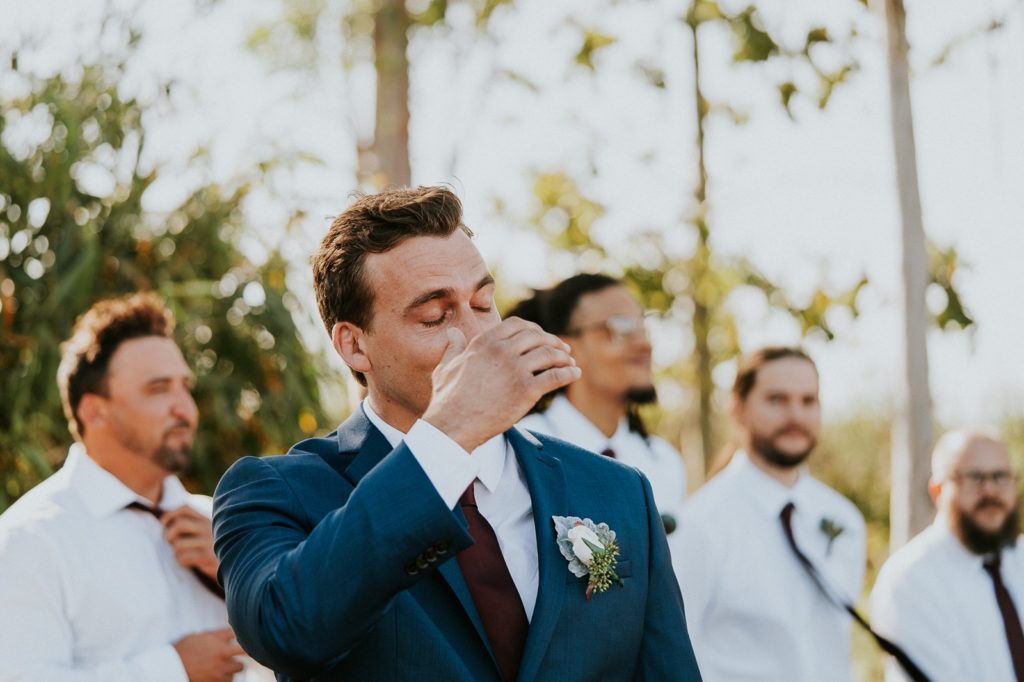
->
[0,294,255,682]
[871,430,1024,682]
[671,346,866,681]
[510,274,687,534]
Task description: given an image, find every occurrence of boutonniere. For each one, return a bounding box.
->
[819,517,845,556]
[553,515,624,600]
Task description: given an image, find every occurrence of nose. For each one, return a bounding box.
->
[172,385,199,426]
[455,305,485,342]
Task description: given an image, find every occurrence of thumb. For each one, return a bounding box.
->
[439,327,467,365]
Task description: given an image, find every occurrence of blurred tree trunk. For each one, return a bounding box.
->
[686,14,715,477]
[882,0,934,549]
[368,0,412,187]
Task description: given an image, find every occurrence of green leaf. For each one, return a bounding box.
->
[575,30,617,71]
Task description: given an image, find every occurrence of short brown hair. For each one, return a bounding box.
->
[312,186,472,384]
[57,293,176,440]
[732,346,816,401]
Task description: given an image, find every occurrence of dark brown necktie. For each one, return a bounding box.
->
[125,501,225,600]
[983,555,1024,681]
[456,483,528,682]
[601,447,616,459]
[780,502,929,682]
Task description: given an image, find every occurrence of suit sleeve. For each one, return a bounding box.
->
[634,471,703,681]
[213,445,474,678]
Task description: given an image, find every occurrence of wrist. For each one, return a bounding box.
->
[420,411,483,453]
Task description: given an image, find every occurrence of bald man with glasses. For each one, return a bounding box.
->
[872,430,1024,681]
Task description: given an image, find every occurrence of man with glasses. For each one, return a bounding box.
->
[509,274,687,533]
[871,430,1024,681]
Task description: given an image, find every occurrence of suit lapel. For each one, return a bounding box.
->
[509,427,568,682]
[331,408,499,671]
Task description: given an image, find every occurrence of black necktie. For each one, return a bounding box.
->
[125,501,225,600]
[456,483,529,682]
[983,555,1024,681]
[779,502,929,682]
[601,447,616,459]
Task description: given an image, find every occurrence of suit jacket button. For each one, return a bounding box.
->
[434,541,449,555]
[424,548,437,562]
[416,555,430,570]
[405,562,419,576]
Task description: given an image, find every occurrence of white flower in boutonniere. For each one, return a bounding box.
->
[819,516,845,556]
[553,515,625,600]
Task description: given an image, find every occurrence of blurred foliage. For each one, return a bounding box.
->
[0,41,328,510]
[517,171,868,473]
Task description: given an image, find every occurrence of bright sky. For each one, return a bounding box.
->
[3,0,1022,428]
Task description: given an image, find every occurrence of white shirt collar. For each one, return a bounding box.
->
[725,449,813,518]
[545,394,628,454]
[67,442,192,517]
[361,400,507,494]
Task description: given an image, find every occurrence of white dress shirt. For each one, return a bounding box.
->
[871,519,1024,682]
[518,394,686,521]
[0,444,271,682]
[670,450,866,681]
[362,400,540,620]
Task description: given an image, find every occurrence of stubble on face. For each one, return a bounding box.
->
[110,410,194,474]
[953,498,1020,555]
[749,425,817,469]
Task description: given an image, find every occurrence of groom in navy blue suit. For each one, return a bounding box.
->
[213,186,701,681]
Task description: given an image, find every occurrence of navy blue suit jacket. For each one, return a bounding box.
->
[213,408,701,681]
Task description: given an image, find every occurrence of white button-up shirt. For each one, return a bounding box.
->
[518,394,686,521]
[670,450,866,681]
[871,519,1024,681]
[363,400,540,620]
[0,444,270,682]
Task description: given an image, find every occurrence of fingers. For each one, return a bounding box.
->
[163,508,212,544]
[531,364,582,395]
[520,344,576,375]
[212,627,236,640]
[437,327,467,365]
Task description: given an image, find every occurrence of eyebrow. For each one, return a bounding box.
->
[404,274,495,314]
[144,374,196,389]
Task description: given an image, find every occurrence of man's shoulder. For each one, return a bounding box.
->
[526,429,642,477]
[803,475,866,529]
[0,474,79,558]
[875,525,946,593]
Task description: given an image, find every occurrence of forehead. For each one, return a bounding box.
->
[750,357,819,395]
[571,285,639,323]
[106,336,191,384]
[363,232,490,311]
[955,438,1012,472]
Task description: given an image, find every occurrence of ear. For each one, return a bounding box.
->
[333,322,372,376]
[77,393,109,431]
[729,394,744,422]
[928,479,942,506]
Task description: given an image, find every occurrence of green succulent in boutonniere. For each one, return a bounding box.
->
[820,516,845,556]
[553,515,625,600]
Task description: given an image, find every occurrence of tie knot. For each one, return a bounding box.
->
[601,447,616,459]
[985,554,1003,577]
[780,501,796,525]
[458,483,478,509]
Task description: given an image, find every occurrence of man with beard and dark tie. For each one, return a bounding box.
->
[510,274,687,535]
[670,346,866,681]
[0,294,268,682]
[872,430,1024,682]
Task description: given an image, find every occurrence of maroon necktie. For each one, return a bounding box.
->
[601,447,616,459]
[456,483,528,682]
[125,501,225,600]
[779,502,930,682]
[983,555,1024,681]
